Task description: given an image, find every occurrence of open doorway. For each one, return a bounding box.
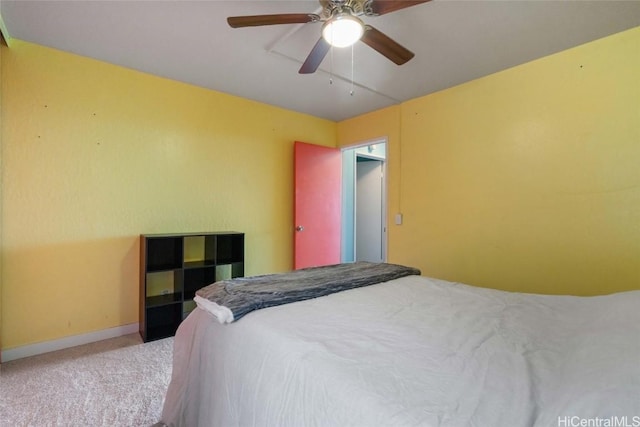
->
[341,141,387,263]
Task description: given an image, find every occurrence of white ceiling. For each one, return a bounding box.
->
[2,1,639,121]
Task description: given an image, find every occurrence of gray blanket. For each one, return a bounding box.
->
[196,262,421,322]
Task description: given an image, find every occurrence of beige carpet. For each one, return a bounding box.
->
[0,333,173,427]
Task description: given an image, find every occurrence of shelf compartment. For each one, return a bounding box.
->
[145,304,182,341]
[214,262,245,281]
[212,234,244,264]
[184,235,215,265]
[146,270,181,298]
[230,261,244,278]
[146,237,183,271]
[184,267,216,300]
[183,300,197,319]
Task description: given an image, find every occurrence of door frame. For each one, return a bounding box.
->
[341,138,388,263]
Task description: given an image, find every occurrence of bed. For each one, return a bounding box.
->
[160,262,640,426]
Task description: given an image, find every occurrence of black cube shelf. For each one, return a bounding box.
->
[139,232,244,342]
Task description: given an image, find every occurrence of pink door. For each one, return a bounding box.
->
[294,141,342,269]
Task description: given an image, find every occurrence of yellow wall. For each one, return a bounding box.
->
[1,40,335,349]
[339,27,640,296]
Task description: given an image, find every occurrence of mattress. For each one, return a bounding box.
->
[161,275,640,426]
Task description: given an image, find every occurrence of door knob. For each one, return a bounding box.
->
[296,225,304,232]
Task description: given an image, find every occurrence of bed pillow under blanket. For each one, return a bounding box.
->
[194,261,421,324]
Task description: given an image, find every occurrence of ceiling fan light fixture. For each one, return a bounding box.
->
[322,13,364,48]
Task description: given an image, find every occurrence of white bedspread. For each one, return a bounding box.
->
[161,275,640,427]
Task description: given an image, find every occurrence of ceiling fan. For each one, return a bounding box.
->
[227,0,431,74]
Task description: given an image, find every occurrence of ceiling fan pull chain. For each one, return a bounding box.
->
[330,45,334,85]
[350,44,355,96]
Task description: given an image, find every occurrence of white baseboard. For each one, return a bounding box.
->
[1,323,140,363]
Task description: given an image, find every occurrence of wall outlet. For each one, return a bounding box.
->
[395,213,403,225]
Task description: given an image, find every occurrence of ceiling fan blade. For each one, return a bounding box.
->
[367,0,431,16]
[360,25,414,65]
[227,14,319,28]
[299,38,331,74]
